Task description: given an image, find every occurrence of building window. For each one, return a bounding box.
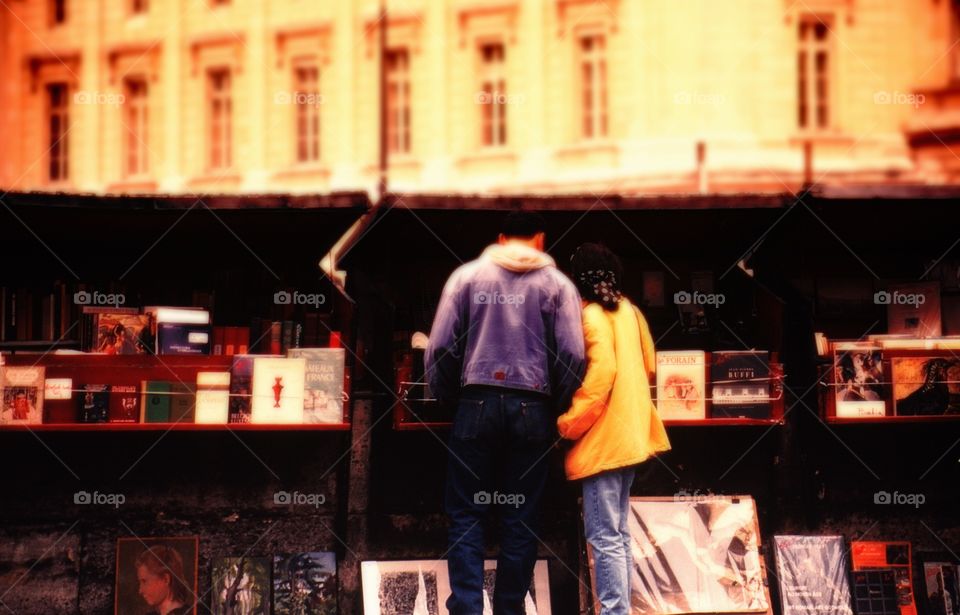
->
[797,17,832,130]
[131,0,148,14]
[207,68,232,170]
[294,63,321,163]
[385,48,411,155]
[123,78,149,177]
[579,34,608,139]
[47,83,69,182]
[49,0,66,25]
[479,43,507,148]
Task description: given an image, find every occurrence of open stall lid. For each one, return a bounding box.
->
[0,191,371,286]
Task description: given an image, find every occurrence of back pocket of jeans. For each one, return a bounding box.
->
[520,399,551,442]
[453,398,484,440]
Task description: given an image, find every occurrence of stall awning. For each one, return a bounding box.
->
[0,191,371,285]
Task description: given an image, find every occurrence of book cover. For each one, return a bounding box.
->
[1,366,45,425]
[108,384,140,423]
[853,570,900,615]
[273,552,336,615]
[288,348,345,424]
[920,561,960,615]
[169,381,196,423]
[251,357,306,424]
[656,350,706,420]
[229,355,256,424]
[92,312,151,355]
[851,542,917,615]
[619,496,769,614]
[891,357,960,416]
[114,537,198,615]
[195,372,230,424]
[157,323,210,355]
[79,384,109,423]
[773,535,854,615]
[44,377,76,423]
[141,381,171,423]
[834,344,886,418]
[211,556,271,615]
[711,351,771,419]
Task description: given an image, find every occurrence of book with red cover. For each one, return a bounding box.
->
[108,384,140,423]
[851,541,917,615]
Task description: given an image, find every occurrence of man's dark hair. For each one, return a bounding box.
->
[500,211,546,238]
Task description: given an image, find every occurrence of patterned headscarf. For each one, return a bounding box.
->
[577,269,623,309]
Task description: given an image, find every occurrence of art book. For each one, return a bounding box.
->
[195,371,230,424]
[287,348,345,424]
[711,351,771,419]
[141,380,171,423]
[773,535,854,615]
[1,366,44,425]
[891,357,960,416]
[79,384,109,423]
[229,355,257,423]
[850,541,917,615]
[834,343,886,418]
[114,536,198,615]
[211,556,270,615]
[108,384,139,423]
[656,350,706,420]
[273,552,336,615]
[251,357,306,424]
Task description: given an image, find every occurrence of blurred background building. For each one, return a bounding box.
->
[2,0,960,197]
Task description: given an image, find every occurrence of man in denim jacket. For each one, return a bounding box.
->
[425,211,585,615]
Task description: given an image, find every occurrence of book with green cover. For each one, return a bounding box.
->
[141,380,171,423]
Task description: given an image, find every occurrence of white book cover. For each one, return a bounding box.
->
[288,348,345,424]
[195,371,231,424]
[1,366,45,425]
[251,357,306,424]
[656,350,706,420]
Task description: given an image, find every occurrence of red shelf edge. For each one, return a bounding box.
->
[0,422,352,432]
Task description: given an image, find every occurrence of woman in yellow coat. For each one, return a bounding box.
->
[557,243,671,615]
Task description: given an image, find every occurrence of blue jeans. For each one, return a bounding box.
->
[445,386,554,615]
[583,466,636,615]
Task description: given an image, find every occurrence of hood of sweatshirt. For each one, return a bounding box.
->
[481,242,556,272]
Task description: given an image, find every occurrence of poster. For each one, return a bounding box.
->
[601,496,769,615]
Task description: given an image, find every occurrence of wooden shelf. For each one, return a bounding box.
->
[0,422,352,432]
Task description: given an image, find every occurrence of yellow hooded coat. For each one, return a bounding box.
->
[557,298,671,481]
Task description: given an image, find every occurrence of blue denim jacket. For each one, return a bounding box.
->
[425,242,586,411]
